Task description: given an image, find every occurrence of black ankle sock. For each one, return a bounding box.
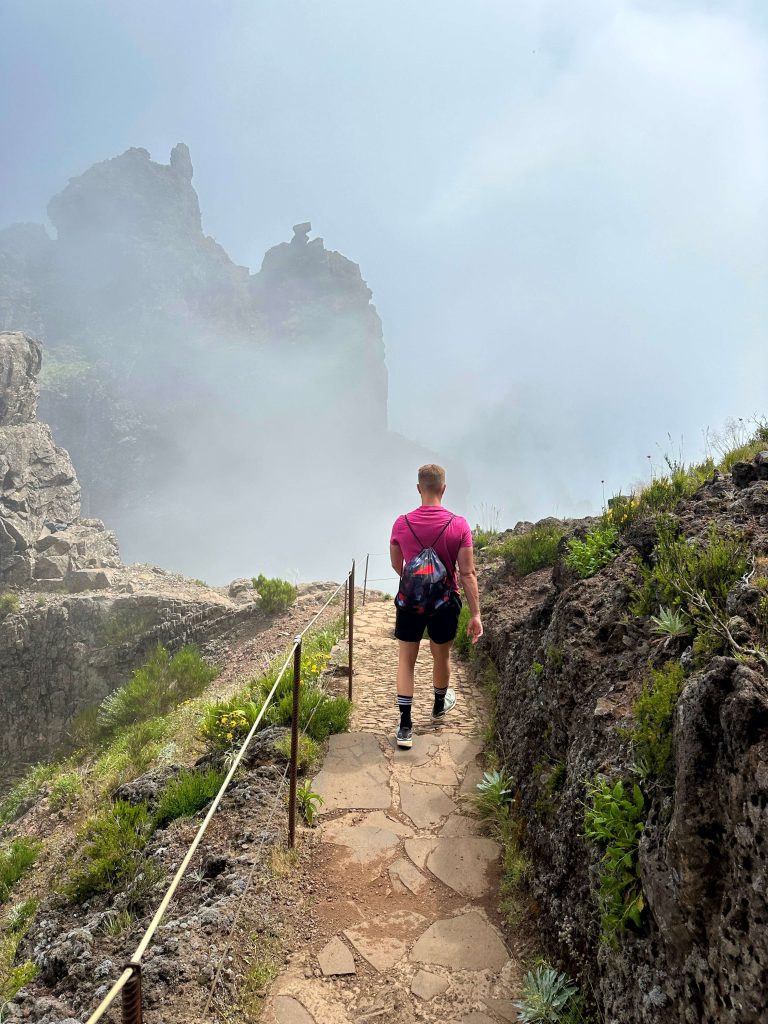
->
[433,686,448,712]
[397,694,413,728]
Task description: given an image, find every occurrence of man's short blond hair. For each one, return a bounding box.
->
[418,463,446,494]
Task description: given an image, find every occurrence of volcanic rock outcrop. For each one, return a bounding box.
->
[481,460,768,1023]
[0,332,119,588]
[0,144,425,582]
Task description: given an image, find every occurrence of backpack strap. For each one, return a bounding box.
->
[403,515,426,549]
[404,513,455,551]
[433,515,457,585]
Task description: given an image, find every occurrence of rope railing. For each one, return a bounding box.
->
[84,561,358,1024]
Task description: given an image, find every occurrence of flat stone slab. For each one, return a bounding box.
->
[363,810,414,836]
[389,856,429,894]
[459,763,485,797]
[426,837,500,897]
[399,782,456,828]
[387,733,435,765]
[405,837,439,869]
[344,911,427,972]
[411,968,450,1000]
[313,733,391,813]
[440,813,481,837]
[484,998,519,1022]
[322,816,401,865]
[411,912,508,971]
[445,733,483,767]
[317,935,355,976]
[273,995,316,1024]
[411,762,459,786]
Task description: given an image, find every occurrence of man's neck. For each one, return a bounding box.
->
[420,497,443,508]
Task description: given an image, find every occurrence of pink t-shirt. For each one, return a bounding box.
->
[390,506,472,593]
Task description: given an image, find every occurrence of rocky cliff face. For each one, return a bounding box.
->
[0,145,404,579]
[0,332,119,587]
[482,465,768,1023]
[0,331,261,776]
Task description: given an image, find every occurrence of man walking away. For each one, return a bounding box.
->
[389,464,483,749]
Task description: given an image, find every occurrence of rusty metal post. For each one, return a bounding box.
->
[121,962,143,1024]
[362,553,370,606]
[288,639,302,848]
[348,561,355,700]
[342,578,348,638]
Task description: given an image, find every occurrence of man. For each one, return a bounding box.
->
[389,464,483,749]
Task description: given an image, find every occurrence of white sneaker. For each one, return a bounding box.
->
[431,688,456,719]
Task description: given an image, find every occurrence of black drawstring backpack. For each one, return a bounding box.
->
[395,514,456,615]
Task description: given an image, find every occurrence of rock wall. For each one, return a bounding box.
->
[0,332,120,587]
[0,592,257,776]
[482,466,768,1023]
[0,330,261,780]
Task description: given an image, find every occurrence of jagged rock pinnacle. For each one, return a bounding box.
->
[170,142,193,182]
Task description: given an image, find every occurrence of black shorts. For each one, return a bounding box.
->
[394,591,463,645]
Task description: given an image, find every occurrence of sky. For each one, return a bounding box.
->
[1,0,767,536]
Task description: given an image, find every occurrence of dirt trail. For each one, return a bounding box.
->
[262,599,521,1024]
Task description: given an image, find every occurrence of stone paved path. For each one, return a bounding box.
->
[262,600,520,1024]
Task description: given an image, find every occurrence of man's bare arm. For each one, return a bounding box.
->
[390,542,404,576]
[457,545,483,642]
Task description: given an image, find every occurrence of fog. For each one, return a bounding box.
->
[1,0,767,582]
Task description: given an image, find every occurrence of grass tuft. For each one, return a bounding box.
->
[498,524,564,577]
[0,840,41,903]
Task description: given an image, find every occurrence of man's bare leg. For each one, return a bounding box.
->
[396,640,420,747]
[397,640,420,696]
[430,639,455,717]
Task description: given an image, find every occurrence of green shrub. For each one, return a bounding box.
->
[0,839,41,902]
[513,965,580,1023]
[632,519,749,631]
[274,734,320,772]
[532,661,544,677]
[153,768,224,828]
[98,644,217,737]
[0,934,37,1010]
[606,458,715,534]
[297,782,324,826]
[475,769,514,820]
[199,693,259,750]
[267,687,352,742]
[628,662,685,783]
[650,606,691,638]
[0,593,19,619]
[584,778,646,943]
[48,771,83,810]
[566,524,619,578]
[455,603,474,660]
[253,575,298,615]
[498,524,564,577]
[4,899,37,936]
[63,800,154,903]
[473,526,497,549]
[0,763,57,827]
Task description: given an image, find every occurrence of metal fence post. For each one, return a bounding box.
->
[342,578,348,638]
[362,553,370,606]
[121,963,143,1024]
[348,561,355,700]
[288,638,302,849]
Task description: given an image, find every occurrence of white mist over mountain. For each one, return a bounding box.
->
[1,0,766,574]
